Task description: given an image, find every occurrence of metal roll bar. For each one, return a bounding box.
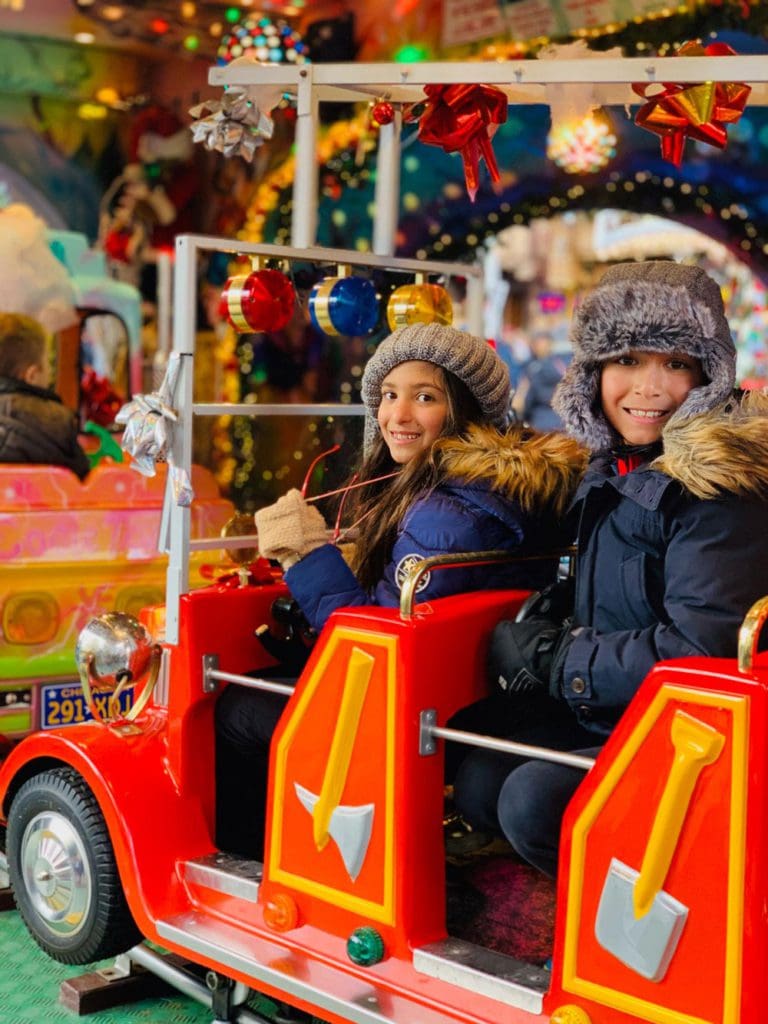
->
[399,548,575,618]
[738,595,768,674]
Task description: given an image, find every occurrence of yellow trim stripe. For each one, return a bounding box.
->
[225,275,252,332]
[311,279,340,335]
[562,678,747,1024]
[270,628,398,923]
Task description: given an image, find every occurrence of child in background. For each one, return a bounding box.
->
[0,313,89,479]
[452,261,768,877]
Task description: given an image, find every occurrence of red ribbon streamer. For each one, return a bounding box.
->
[632,41,751,167]
[417,84,508,201]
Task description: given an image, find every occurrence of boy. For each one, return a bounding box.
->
[453,261,768,876]
[0,313,90,479]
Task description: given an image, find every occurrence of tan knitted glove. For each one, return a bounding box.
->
[255,489,328,570]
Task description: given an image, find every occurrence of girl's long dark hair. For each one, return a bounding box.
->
[344,367,487,591]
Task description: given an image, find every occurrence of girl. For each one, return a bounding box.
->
[453,260,768,877]
[216,321,587,857]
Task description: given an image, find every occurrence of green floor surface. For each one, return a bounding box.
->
[0,908,247,1023]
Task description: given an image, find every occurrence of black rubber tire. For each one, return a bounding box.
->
[7,766,142,964]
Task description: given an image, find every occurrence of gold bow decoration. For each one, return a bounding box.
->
[633,41,751,167]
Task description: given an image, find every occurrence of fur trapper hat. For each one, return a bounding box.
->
[552,261,736,450]
[361,322,510,452]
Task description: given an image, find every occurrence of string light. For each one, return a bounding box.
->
[217,14,308,66]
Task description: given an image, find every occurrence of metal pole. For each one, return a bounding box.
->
[465,271,485,336]
[428,721,595,771]
[292,67,318,248]
[372,109,402,256]
[164,236,196,645]
[127,945,269,1023]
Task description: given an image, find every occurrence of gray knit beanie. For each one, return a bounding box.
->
[552,261,736,450]
[361,322,511,453]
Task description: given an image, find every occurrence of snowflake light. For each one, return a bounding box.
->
[547,111,617,175]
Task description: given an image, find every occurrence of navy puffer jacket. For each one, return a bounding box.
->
[559,390,768,737]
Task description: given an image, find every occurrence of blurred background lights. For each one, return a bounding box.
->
[217,13,308,65]
[393,43,429,62]
[547,110,617,175]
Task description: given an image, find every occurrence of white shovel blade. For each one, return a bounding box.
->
[294,782,375,882]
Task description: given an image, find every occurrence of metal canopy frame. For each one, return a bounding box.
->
[210,56,768,252]
[165,55,768,641]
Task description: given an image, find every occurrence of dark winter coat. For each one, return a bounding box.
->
[286,423,588,632]
[558,390,768,737]
[0,376,90,480]
[521,355,569,431]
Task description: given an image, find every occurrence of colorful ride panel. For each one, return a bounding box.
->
[0,461,233,739]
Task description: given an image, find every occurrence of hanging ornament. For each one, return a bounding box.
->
[632,41,751,168]
[220,262,296,333]
[386,275,453,331]
[216,15,309,66]
[547,110,617,175]
[309,266,379,336]
[415,84,507,202]
[371,101,396,127]
[189,79,282,161]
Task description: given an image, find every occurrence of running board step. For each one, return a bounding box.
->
[413,939,548,1015]
[157,911,548,1023]
[180,853,263,902]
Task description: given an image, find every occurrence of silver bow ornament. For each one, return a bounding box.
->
[189,79,283,161]
[115,352,193,506]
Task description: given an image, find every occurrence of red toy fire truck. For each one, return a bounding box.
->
[0,235,766,1024]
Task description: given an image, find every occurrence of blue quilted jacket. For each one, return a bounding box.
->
[285,424,587,632]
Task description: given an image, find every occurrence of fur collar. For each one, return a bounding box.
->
[436,422,589,517]
[653,388,768,499]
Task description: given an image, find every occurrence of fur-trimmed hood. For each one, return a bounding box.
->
[436,422,589,517]
[653,388,768,499]
[552,261,736,450]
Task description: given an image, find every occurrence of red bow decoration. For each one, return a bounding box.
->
[81,368,125,427]
[632,41,751,167]
[415,84,508,201]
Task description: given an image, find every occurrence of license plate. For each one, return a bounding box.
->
[40,681,134,729]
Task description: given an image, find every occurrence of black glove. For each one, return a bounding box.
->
[488,617,573,699]
[516,576,575,625]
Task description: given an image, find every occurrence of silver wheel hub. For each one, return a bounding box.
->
[21,811,92,937]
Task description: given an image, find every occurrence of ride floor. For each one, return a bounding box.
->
[0,907,316,1024]
[446,840,556,964]
[0,847,553,1022]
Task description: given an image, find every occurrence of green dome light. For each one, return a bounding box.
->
[347,926,385,966]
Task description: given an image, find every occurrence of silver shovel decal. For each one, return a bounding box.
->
[295,646,375,882]
[595,709,724,982]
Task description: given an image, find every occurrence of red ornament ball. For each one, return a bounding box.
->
[220,269,296,333]
[371,101,395,127]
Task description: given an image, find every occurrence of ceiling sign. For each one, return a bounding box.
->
[441,0,507,48]
[503,0,672,39]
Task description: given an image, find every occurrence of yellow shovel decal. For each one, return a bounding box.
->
[295,646,376,880]
[595,709,725,981]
